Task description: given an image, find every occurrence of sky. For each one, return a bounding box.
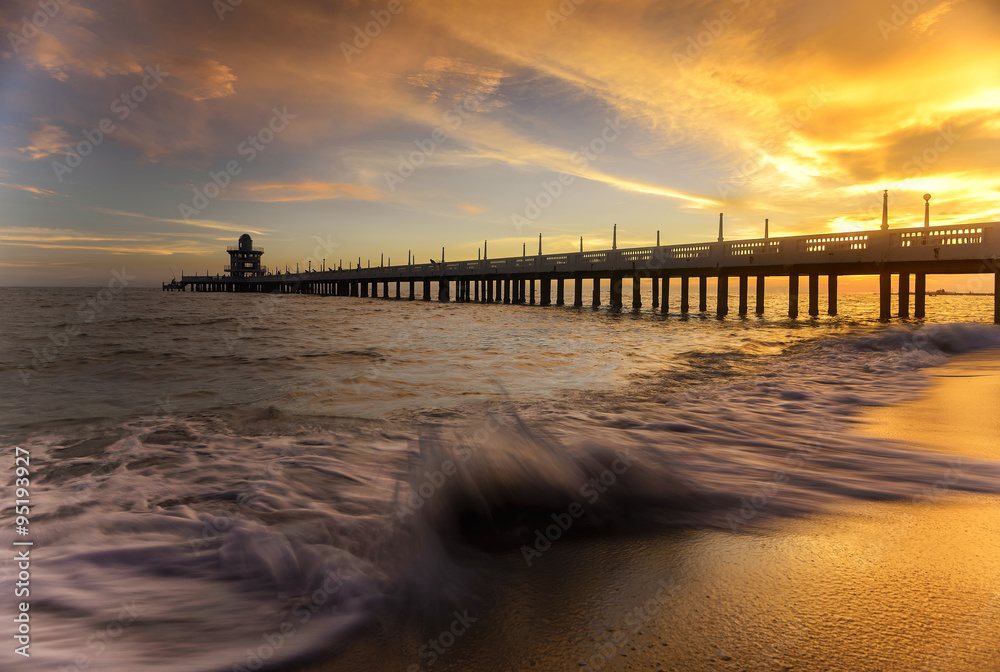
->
[1,0,999,286]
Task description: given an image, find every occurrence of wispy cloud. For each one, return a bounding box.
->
[16,121,72,160]
[88,208,269,234]
[0,182,65,198]
[231,181,381,203]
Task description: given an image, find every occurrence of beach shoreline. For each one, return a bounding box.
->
[304,348,1000,672]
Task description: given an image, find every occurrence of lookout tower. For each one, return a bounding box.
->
[227,234,264,277]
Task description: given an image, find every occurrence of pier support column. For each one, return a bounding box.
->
[540,277,551,306]
[914,274,926,318]
[503,279,511,304]
[661,275,669,314]
[361,282,369,298]
[396,281,401,299]
[738,275,748,316]
[879,272,892,320]
[556,278,564,306]
[383,281,389,298]
[652,273,659,309]
[632,273,642,311]
[574,277,583,307]
[530,278,536,305]
[828,275,837,315]
[756,276,765,315]
[808,274,819,317]
[680,276,690,314]
[592,277,601,307]
[717,274,728,317]
[788,274,799,318]
[423,280,431,300]
[408,281,415,300]
[474,281,479,303]
[698,276,708,312]
[898,272,910,318]
[486,280,493,303]
[610,273,622,310]
[995,272,1000,325]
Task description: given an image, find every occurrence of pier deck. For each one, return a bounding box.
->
[164,222,1000,323]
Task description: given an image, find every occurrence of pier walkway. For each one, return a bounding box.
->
[164,219,1000,323]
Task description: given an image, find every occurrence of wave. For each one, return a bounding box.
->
[5,322,1000,671]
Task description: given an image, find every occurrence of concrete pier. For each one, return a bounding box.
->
[168,220,1000,324]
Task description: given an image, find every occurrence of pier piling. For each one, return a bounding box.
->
[789,274,799,318]
[808,274,819,317]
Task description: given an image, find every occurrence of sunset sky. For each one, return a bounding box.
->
[2,0,999,286]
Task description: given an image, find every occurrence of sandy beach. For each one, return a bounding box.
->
[310,349,1000,672]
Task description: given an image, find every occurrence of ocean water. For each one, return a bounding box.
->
[2,286,1000,671]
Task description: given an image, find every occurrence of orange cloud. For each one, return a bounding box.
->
[233,181,381,202]
[16,121,71,160]
[0,182,65,197]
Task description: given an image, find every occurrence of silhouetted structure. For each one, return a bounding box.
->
[226,234,264,278]
[163,199,1000,324]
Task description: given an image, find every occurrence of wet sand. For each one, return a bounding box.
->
[305,350,1000,672]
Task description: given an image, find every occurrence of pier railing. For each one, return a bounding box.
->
[183,221,1000,286]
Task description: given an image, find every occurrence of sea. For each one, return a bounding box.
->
[2,286,1000,671]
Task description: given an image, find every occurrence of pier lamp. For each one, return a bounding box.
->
[924,193,931,228]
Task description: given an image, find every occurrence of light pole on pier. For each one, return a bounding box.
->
[881,189,889,230]
[612,224,617,250]
[718,213,724,242]
[924,193,931,227]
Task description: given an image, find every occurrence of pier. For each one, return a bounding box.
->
[165,197,1000,324]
